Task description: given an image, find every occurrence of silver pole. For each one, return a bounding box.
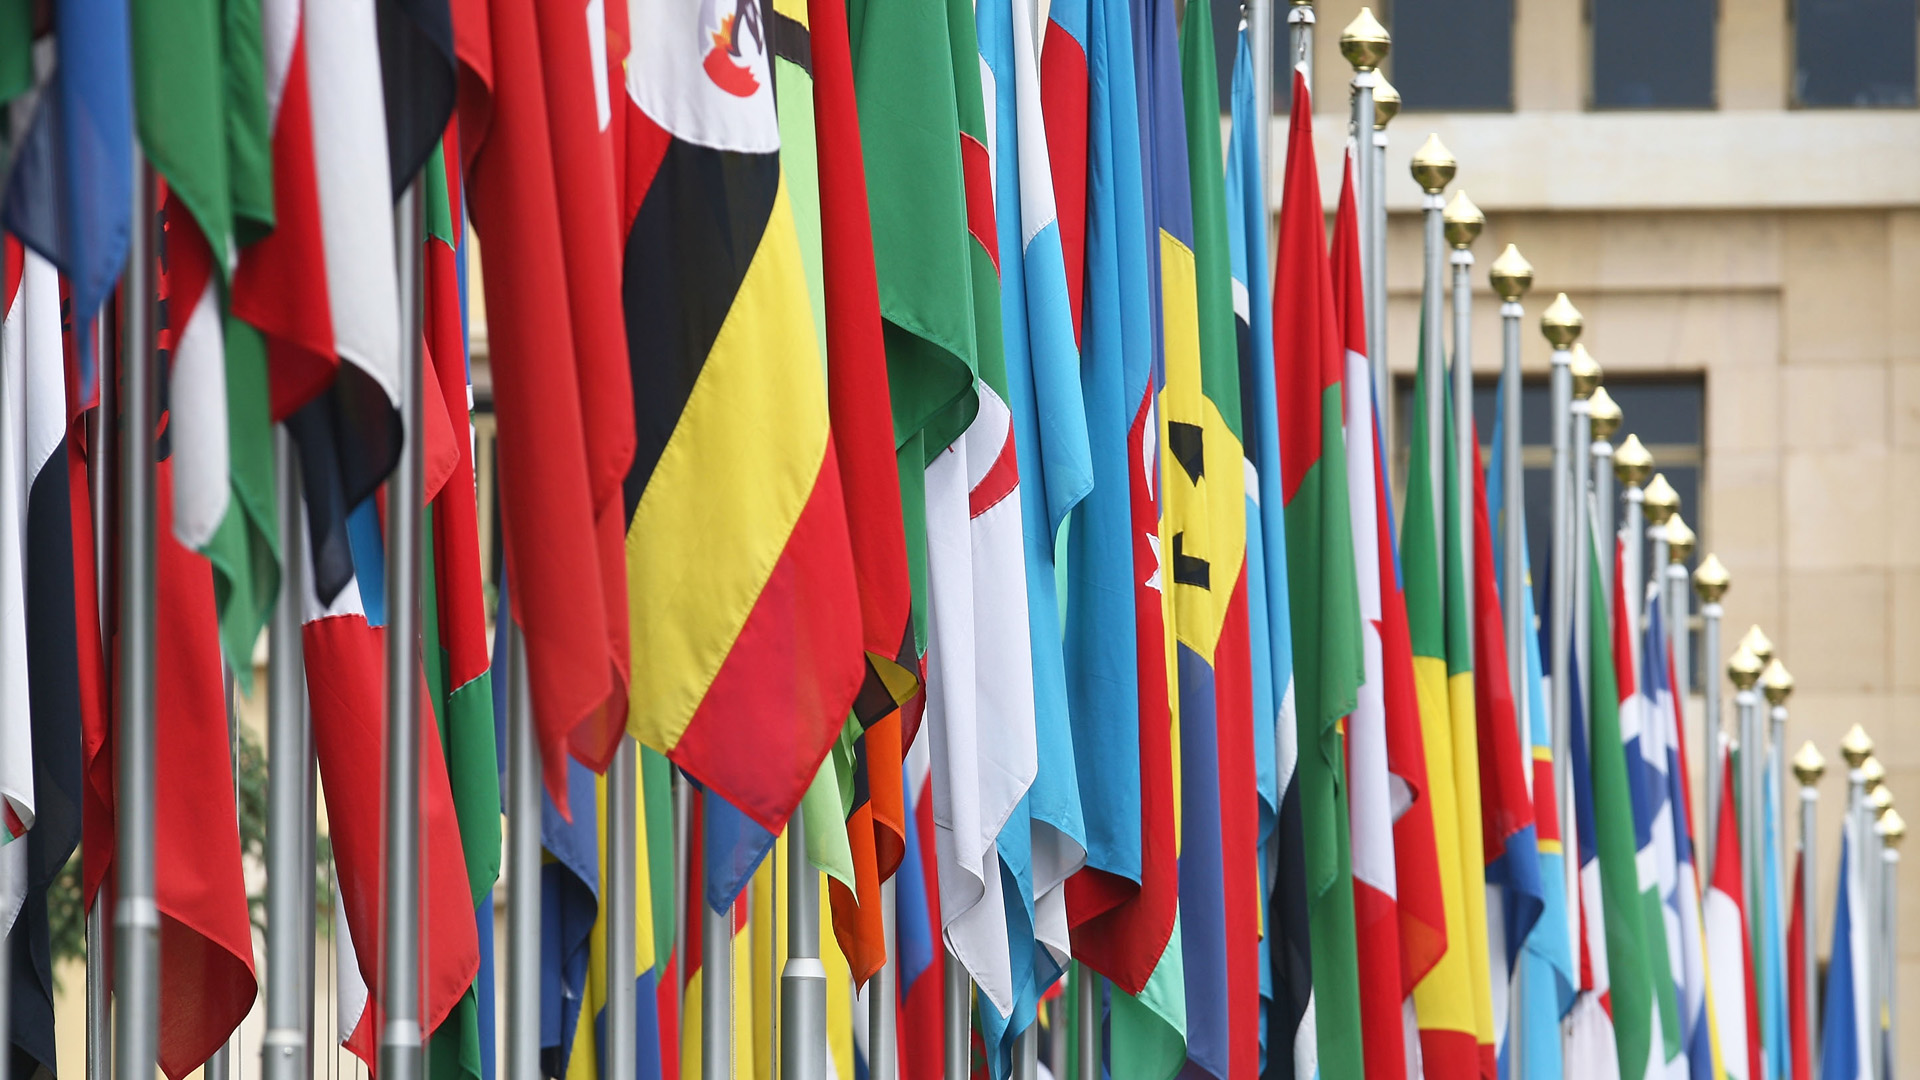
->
[1668,560,1691,735]
[1879,819,1902,1080]
[263,428,310,1080]
[1076,965,1099,1080]
[378,175,428,1080]
[702,898,733,1080]
[1049,998,1066,1080]
[1735,686,1761,966]
[1700,589,1726,878]
[1249,0,1273,191]
[1012,1022,1038,1080]
[1870,818,1888,1080]
[1620,483,1645,699]
[1647,522,1667,668]
[1796,747,1822,1080]
[1571,399,1592,744]
[0,292,9,1080]
[112,153,161,1080]
[1491,247,1530,729]
[1542,294,1581,865]
[1370,124,1389,415]
[675,773,692,1039]
[945,949,971,1080]
[203,664,244,1080]
[871,879,899,1080]
[1421,195,1447,551]
[1446,194,1480,642]
[780,811,827,1080]
[88,310,113,1080]
[769,838,781,1080]
[1287,1,1313,86]
[608,740,639,1080]
[504,625,543,1080]
[1591,440,1613,625]
[1770,704,1789,920]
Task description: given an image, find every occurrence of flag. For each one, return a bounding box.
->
[1788,852,1809,1080]
[1,241,91,1077]
[1470,422,1546,1075]
[1589,543,1659,1080]
[1271,64,1365,1080]
[1487,396,1574,1080]
[1818,804,1870,1080]
[1646,594,1713,1080]
[623,0,864,847]
[679,794,760,1080]
[1708,747,1760,1080]
[134,0,281,678]
[1326,144,1408,1080]
[1758,741,1792,1080]
[1171,1,1260,1076]
[1564,607,1620,1080]
[902,734,949,1080]
[374,0,457,194]
[453,0,626,813]
[0,0,131,396]
[1404,354,1485,1080]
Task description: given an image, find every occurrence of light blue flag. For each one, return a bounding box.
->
[1820,828,1870,1080]
[1761,751,1792,1080]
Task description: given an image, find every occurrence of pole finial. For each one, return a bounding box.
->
[1443,190,1484,248]
[1761,657,1793,705]
[1666,513,1695,562]
[1541,293,1583,348]
[1842,724,1876,768]
[1694,553,1730,602]
[1570,343,1602,400]
[1613,433,1652,485]
[1793,741,1827,786]
[1740,624,1774,666]
[1340,7,1390,71]
[1863,755,1887,792]
[1871,783,1895,819]
[1411,134,1456,194]
[1489,244,1532,300]
[1643,472,1679,524]
[1727,644,1763,690]
[1881,807,1906,846]
[1589,386,1622,439]
[1374,78,1400,129]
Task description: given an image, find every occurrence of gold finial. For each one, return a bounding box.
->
[1541,293,1583,349]
[1443,190,1484,249]
[1760,657,1793,705]
[1842,724,1875,769]
[1694,554,1729,603]
[1589,386,1622,439]
[1340,8,1390,71]
[1666,513,1695,563]
[1410,134,1456,194]
[1373,78,1400,129]
[1881,808,1906,846]
[1613,433,1652,486]
[1489,244,1532,301]
[1863,755,1886,792]
[1793,741,1827,786]
[1643,473,1679,525]
[1727,644,1763,690]
[1570,343,1602,400]
[1870,783,1895,819]
[1741,624,1774,666]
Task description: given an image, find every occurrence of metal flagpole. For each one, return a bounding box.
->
[873,879,899,1080]
[1287,0,1313,85]
[1741,624,1775,987]
[1793,742,1825,1080]
[1727,643,1763,1005]
[204,667,244,1080]
[1695,555,1729,875]
[112,152,162,1080]
[1665,515,1695,726]
[945,949,972,1080]
[505,624,543,1080]
[1491,246,1532,720]
[1878,808,1904,1080]
[1588,387,1619,620]
[1412,135,1454,557]
[702,897,733,1080]
[1077,963,1100,1080]
[781,810,828,1080]
[1012,1015,1038,1080]
[1444,189,1482,638]
[1569,346,1599,751]
[263,429,312,1080]
[88,308,114,1080]
[769,839,781,1080]
[1341,10,1386,377]
[1371,80,1397,416]
[608,739,639,1080]
[1861,756,1887,1080]
[1614,433,1651,710]
[1870,783,1894,1079]
[1643,470,1678,677]
[1541,294,1582,839]
[1250,0,1273,198]
[1763,658,1792,893]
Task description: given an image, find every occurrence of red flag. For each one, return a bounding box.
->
[1788,853,1809,1080]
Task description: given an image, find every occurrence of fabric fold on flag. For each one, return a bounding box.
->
[1708,745,1760,1080]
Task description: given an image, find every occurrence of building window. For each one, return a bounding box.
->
[1388,0,1514,111]
[1592,0,1716,108]
[1795,0,1918,106]
[1393,374,1707,690]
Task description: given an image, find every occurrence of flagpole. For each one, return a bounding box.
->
[505,624,543,1080]
[945,949,972,1080]
[1541,294,1582,841]
[1695,555,1729,876]
[1444,189,1483,636]
[1877,808,1903,1080]
[1412,135,1455,554]
[1861,756,1887,1080]
[702,896,734,1080]
[608,738,639,1080]
[1075,963,1099,1080]
[1371,80,1396,416]
[1250,0,1274,189]
[112,152,162,1080]
[1727,642,1763,1001]
[88,309,115,1080]
[1341,10,1386,385]
[1665,515,1695,730]
[782,810,828,1080]
[263,431,312,1080]
[675,769,692,1035]
[1587,387,1620,618]
[1569,347,1599,733]
[1014,1013,1039,1080]
[1740,625,1774,993]
[1644,474,1676,623]
[1763,656,1796,1073]
[1491,245,1532,719]
[1613,433,1651,711]
[0,315,9,1080]
[873,879,899,1080]
[204,666,244,1080]
[1287,0,1313,86]
[1794,741,1825,1080]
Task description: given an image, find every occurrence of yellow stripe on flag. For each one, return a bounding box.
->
[1409,655,1475,1040]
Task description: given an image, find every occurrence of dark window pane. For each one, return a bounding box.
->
[1592,0,1715,107]
[1388,0,1514,111]
[1795,0,1919,106]
[1213,0,1241,112]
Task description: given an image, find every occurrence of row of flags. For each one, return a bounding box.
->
[0,2,1902,1080]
